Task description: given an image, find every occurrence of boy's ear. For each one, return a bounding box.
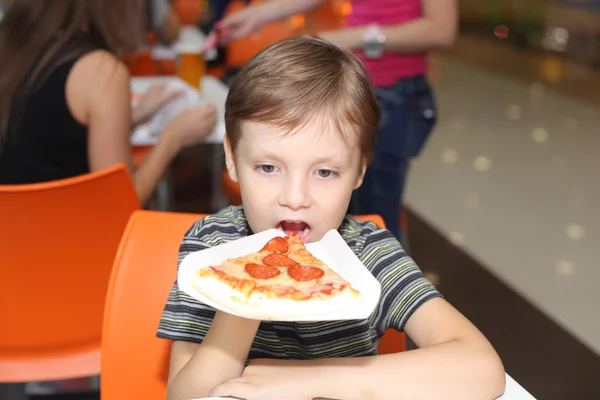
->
[224,135,239,183]
[353,161,368,190]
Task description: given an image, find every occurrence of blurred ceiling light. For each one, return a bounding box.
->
[542,26,569,52]
[448,232,466,247]
[473,156,492,172]
[555,260,576,277]
[505,105,522,120]
[565,224,585,240]
[531,127,549,143]
[441,148,459,164]
[494,25,509,39]
[424,272,441,286]
[341,1,352,17]
[288,14,305,30]
[540,57,563,84]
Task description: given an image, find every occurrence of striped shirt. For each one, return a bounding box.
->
[157,206,440,359]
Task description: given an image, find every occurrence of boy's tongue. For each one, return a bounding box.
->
[280,221,308,233]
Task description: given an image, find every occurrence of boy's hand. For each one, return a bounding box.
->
[209,359,319,400]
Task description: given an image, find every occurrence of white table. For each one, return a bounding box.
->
[499,373,536,399]
[192,374,535,400]
[190,373,535,400]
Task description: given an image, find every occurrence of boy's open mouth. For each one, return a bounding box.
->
[277,221,311,243]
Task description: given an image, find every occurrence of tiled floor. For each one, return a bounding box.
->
[409,51,600,356]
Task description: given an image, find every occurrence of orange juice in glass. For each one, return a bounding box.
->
[176,43,205,90]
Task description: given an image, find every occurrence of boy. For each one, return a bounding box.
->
[219,0,457,243]
[158,37,504,400]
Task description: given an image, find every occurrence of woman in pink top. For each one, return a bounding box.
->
[222,0,457,242]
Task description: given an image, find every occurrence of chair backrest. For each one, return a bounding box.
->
[355,215,407,354]
[101,211,403,399]
[0,164,139,382]
[101,210,205,399]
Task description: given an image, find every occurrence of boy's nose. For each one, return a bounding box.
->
[278,176,311,210]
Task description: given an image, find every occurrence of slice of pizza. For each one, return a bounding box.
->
[191,233,360,319]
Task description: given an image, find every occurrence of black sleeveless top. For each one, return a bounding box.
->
[0,38,96,184]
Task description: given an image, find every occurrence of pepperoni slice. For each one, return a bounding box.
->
[288,265,324,282]
[262,253,300,269]
[260,236,289,254]
[244,263,281,280]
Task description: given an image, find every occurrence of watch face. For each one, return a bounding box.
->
[364,40,384,59]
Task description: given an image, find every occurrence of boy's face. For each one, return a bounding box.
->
[225,120,366,243]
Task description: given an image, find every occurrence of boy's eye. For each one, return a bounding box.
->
[258,165,277,174]
[316,169,335,178]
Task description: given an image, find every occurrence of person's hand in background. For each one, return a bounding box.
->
[218,5,265,43]
[317,29,358,52]
[163,105,217,148]
[132,83,184,127]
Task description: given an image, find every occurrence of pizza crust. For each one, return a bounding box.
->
[192,273,359,320]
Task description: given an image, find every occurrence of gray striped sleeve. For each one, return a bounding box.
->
[360,227,441,334]
[157,219,216,343]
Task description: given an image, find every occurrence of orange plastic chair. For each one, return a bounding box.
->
[222,170,243,205]
[305,0,347,33]
[123,49,161,77]
[354,215,407,354]
[101,210,405,399]
[132,145,154,169]
[173,0,207,26]
[0,164,139,384]
[101,210,205,399]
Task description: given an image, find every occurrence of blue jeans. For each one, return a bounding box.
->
[350,75,437,242]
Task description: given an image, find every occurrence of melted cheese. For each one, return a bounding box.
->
[199,236,358,301]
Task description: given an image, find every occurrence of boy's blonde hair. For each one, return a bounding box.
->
[225,36,381,165]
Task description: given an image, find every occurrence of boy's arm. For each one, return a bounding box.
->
[166,312,260,400]
[322,297,505,399]
[210,228,505,400]
[211,298,505,400]
[318,0,458,52]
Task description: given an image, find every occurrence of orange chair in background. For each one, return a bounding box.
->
[173,0,207,26]
[355,214,407,354]
[101,210,406,399]
[305,0,348,33]
[123,49,161,77]
[224,0,304,68]
[0,164,139,386]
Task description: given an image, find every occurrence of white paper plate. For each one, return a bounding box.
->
[178,229,381,321]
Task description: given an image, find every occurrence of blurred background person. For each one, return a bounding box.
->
[0,0,217,206]
[146,0,183,45]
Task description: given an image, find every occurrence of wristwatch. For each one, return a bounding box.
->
[363,24,386,59]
